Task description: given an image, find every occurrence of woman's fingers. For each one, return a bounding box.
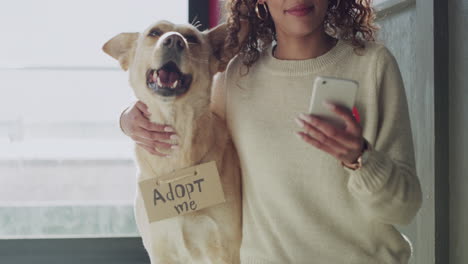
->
[295,106,366,163]
[295,118,349,157]
[324,102,362,136]
[136,143,170,157]
[135,100,151,117]
[123,102,176,136]
[120,101,180,158]
[133,126,178,142]
[132,135,176,150]
[132,135,179,157]
[138,116,175,133]
[296,132,345,159]
[134,101,175,132]
[298,114,361,150]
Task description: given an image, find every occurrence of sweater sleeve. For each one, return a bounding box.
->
[345,46,422,226]
[210,71,227,121]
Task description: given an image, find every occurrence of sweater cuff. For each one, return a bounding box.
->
[346,149,394,195]
[119,105,131,135]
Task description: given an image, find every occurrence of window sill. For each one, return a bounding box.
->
[0,204,140,239]
[0,139,140,239]
[375,0,416,19]
[0,139,134,162]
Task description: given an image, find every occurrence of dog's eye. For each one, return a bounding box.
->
[148,29,163,37]
[185,35,199,44]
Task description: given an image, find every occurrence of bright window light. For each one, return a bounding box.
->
[0,0,189,238]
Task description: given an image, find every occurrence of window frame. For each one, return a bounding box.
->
[374,0,416,19]
[0,238,149,264]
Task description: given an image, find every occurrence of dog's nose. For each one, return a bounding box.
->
[162,34,186,51]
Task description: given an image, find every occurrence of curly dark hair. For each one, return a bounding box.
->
[225,0,379,68]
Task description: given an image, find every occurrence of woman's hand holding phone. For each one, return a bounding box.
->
[295,77,365,165]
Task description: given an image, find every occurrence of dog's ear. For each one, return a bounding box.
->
[102,33,140,71]
[207,20,249,74]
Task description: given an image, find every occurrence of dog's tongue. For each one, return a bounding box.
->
[157,69,180,86]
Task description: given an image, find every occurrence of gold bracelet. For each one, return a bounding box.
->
[341,138,372,170]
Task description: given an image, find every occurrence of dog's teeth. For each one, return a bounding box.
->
[171,80,179,89]
[157,76,163,87]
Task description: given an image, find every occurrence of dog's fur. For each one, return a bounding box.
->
[103,21,246,263]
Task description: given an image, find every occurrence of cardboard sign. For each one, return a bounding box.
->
[138,161,226,223]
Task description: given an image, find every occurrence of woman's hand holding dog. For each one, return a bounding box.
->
[120,100,179,157]
[295,102,365,166]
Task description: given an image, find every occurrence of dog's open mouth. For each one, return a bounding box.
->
[146,61,192,97]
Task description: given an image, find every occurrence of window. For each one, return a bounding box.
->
[374,0,388,4]
[374,0,416,12]
[0,0,188,238]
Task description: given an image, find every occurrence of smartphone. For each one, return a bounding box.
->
[308,76,358,129]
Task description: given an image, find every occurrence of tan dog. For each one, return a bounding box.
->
[103,21,246,263]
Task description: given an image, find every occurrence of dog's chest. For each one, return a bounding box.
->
[134,143,195,180]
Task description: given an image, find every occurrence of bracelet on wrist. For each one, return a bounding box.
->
[341,138,372,171]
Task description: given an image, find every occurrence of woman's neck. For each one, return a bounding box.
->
[274,29,336,60]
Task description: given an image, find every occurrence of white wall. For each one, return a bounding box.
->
[376,6,422,264]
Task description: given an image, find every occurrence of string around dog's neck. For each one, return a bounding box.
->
[141,136,215,183]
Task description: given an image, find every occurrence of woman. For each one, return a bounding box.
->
[120,0,422,263]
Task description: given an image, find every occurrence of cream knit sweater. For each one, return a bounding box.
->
[211,39,422,264]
